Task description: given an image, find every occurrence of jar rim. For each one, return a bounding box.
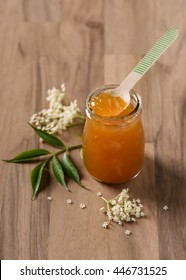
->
[86,84,142,124]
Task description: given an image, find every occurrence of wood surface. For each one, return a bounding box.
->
[0,0,185,260]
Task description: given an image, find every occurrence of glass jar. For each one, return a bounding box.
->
[82,85,145,184]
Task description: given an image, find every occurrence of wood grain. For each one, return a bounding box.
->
[0,0,185,260]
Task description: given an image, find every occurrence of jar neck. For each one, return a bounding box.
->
[86,85,142,126]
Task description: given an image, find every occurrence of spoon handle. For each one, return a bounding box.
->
[119,29,179,93]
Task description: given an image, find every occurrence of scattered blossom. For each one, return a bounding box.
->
[102,221,109,229]
[30,84,84,134]
[66,199,73,204]
[97,192,102,197]
[47,196,52,201]
[163,205,169,211]
[125,229,132,236]
[100,188,145,228]
[80,203,86,209]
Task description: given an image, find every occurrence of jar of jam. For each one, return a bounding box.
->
[82,85,145,184]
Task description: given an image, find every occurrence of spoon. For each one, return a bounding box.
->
[110,29,179,110]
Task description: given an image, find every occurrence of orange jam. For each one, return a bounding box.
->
[90,92,128,117]
[83,86,145,184]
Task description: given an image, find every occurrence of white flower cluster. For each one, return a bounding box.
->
[101,188,144,228]
[30,84,83,134]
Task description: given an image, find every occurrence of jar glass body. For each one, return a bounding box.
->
[82,85,145,184]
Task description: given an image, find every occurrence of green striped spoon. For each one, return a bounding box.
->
[111,29,178,108]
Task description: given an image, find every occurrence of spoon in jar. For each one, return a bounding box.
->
[110,29,179,112]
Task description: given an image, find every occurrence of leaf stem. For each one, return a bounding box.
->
[68,144,83,151]
[67,121,85,127]
[45,155,53,164]
[54,144,82,157]
[74,113,86,120]
[55,148,67,156]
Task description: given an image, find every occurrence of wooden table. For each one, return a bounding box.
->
[0,0,185,260]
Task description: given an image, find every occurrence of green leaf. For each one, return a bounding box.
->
[51,155,69,191]
[3,149,51,163]
[62,152,84,188]
[31,160,47,199]
[29,123,65,148]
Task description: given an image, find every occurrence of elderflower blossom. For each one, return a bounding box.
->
[100,188,145,228]
[107,210,113,220]
[79,203,86,209]
[102,221,109,229]
[66,199,73,204]
[30,84,84,134]
[125,229,132,236]
[97,192,102,197]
